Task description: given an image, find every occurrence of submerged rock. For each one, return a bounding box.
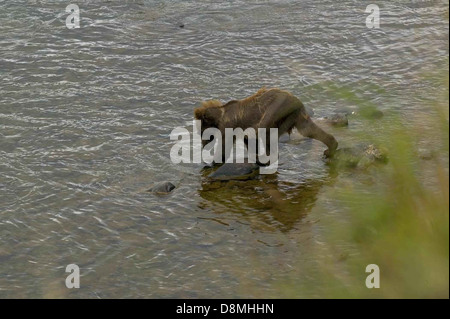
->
[148,182,176,194]
[208,163,260,181]
[363,144,388,162]
[329,143,388,168]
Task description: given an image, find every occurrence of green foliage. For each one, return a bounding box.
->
[335,119,449,298]
[277,70,449,299]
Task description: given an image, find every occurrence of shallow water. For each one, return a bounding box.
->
[0,0,448,298]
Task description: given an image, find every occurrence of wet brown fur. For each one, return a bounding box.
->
[194,88,338,158]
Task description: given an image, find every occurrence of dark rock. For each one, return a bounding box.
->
[148,182,176,194]
[208,163,260,181]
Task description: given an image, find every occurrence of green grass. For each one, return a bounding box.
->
[332,122,448,298]
[276,70,449,299]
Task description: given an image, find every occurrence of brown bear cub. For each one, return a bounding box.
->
[194,88,338,162]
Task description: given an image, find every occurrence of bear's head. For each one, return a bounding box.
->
[194,100,223,146]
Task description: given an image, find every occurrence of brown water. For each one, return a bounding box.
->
[0,0,448,298]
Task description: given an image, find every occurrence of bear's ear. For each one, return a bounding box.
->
[194,106,221,127]
[194,107,206,120]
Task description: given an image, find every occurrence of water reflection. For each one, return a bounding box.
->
[198,167,327,233]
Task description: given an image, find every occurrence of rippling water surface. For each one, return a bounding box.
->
[0,0,448,298]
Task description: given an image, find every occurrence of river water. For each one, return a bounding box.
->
[0,0,448,298]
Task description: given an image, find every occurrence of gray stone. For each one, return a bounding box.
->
[148,182,176,194]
